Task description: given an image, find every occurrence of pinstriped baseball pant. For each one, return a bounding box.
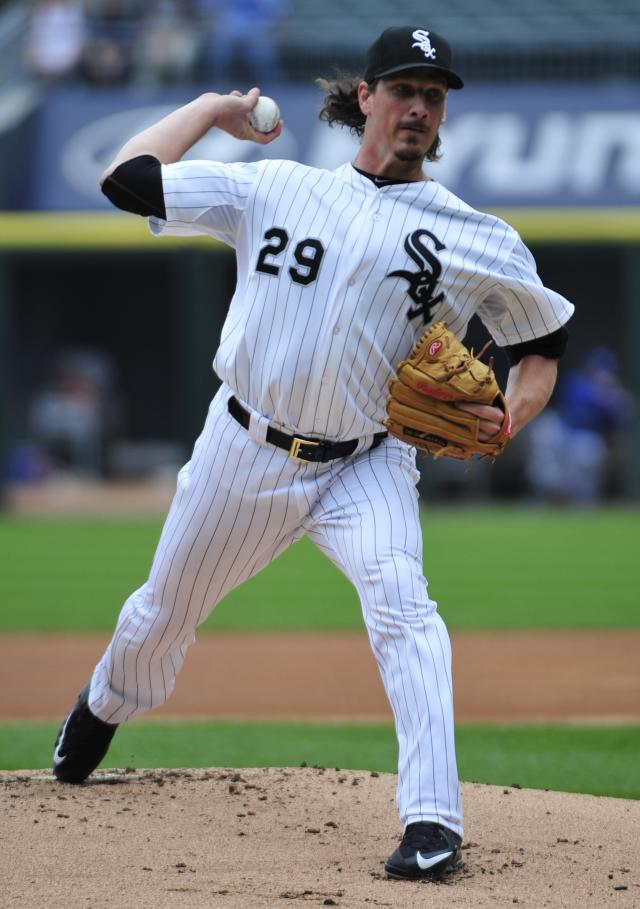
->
[90,385,462,836]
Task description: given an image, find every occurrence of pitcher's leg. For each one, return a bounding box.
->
[91,395,304,724]
[307,443,462,836]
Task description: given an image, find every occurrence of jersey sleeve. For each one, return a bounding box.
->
[148,159,261,247]
[476,235,575,346]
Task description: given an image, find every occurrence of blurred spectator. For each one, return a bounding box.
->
[197,0,288,85]
[524,347,634,504]
[81,0,141,84]
[23,0,87,81]
[134,0,200,84]
[27,350,123,477]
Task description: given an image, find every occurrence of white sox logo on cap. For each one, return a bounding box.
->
[363,25,464,89]
[411,30,437,61]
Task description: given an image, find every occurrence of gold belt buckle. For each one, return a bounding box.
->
[289,436,319,461]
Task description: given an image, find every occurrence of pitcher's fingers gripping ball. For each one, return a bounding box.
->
[249,96,280,133]
[385,322,512,460]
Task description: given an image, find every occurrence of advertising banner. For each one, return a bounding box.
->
[14,81,640,211]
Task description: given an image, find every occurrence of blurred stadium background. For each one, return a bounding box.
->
[0,1,639,793]
[0,0,638,507]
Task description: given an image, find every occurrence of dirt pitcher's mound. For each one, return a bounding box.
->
[1,769,638,908]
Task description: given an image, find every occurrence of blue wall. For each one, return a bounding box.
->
[6,81,640,211]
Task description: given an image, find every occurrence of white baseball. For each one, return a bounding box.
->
[249,96,280,133]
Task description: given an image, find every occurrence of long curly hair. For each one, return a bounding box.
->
[316,73,442,162]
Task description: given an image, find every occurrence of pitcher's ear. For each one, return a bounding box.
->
[357,81,373,116]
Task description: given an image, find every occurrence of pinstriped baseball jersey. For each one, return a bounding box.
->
[150,157,574,440]
[55,43,579,859]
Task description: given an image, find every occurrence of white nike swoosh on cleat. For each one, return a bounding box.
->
[416,849,454,871]
[53,715,71,766]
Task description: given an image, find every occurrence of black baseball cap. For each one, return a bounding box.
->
[364,26,464,90]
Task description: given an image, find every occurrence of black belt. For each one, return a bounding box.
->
[228,396,387,463]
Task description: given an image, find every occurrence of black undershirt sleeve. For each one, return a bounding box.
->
[101,154,166,219]
[503,325,569,366]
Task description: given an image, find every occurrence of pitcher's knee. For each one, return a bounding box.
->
[365,596,438,630]
[359,556,434,619]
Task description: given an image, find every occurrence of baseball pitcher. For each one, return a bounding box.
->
[53,25,574,880]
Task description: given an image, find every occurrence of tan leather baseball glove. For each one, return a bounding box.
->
[386,322,512,460]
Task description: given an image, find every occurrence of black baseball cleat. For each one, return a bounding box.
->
[53,684,118,783]
[384,821,462,880]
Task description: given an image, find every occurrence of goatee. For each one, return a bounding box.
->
[394,149,423,162]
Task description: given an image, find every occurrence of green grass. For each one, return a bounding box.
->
[0,507,638,632]
[2,721,638,800]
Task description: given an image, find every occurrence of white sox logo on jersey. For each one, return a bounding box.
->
[412,30,437,60]
[388,229,446,323]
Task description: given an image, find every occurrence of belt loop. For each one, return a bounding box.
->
[248,409,270,445]
[354,432,384,457]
